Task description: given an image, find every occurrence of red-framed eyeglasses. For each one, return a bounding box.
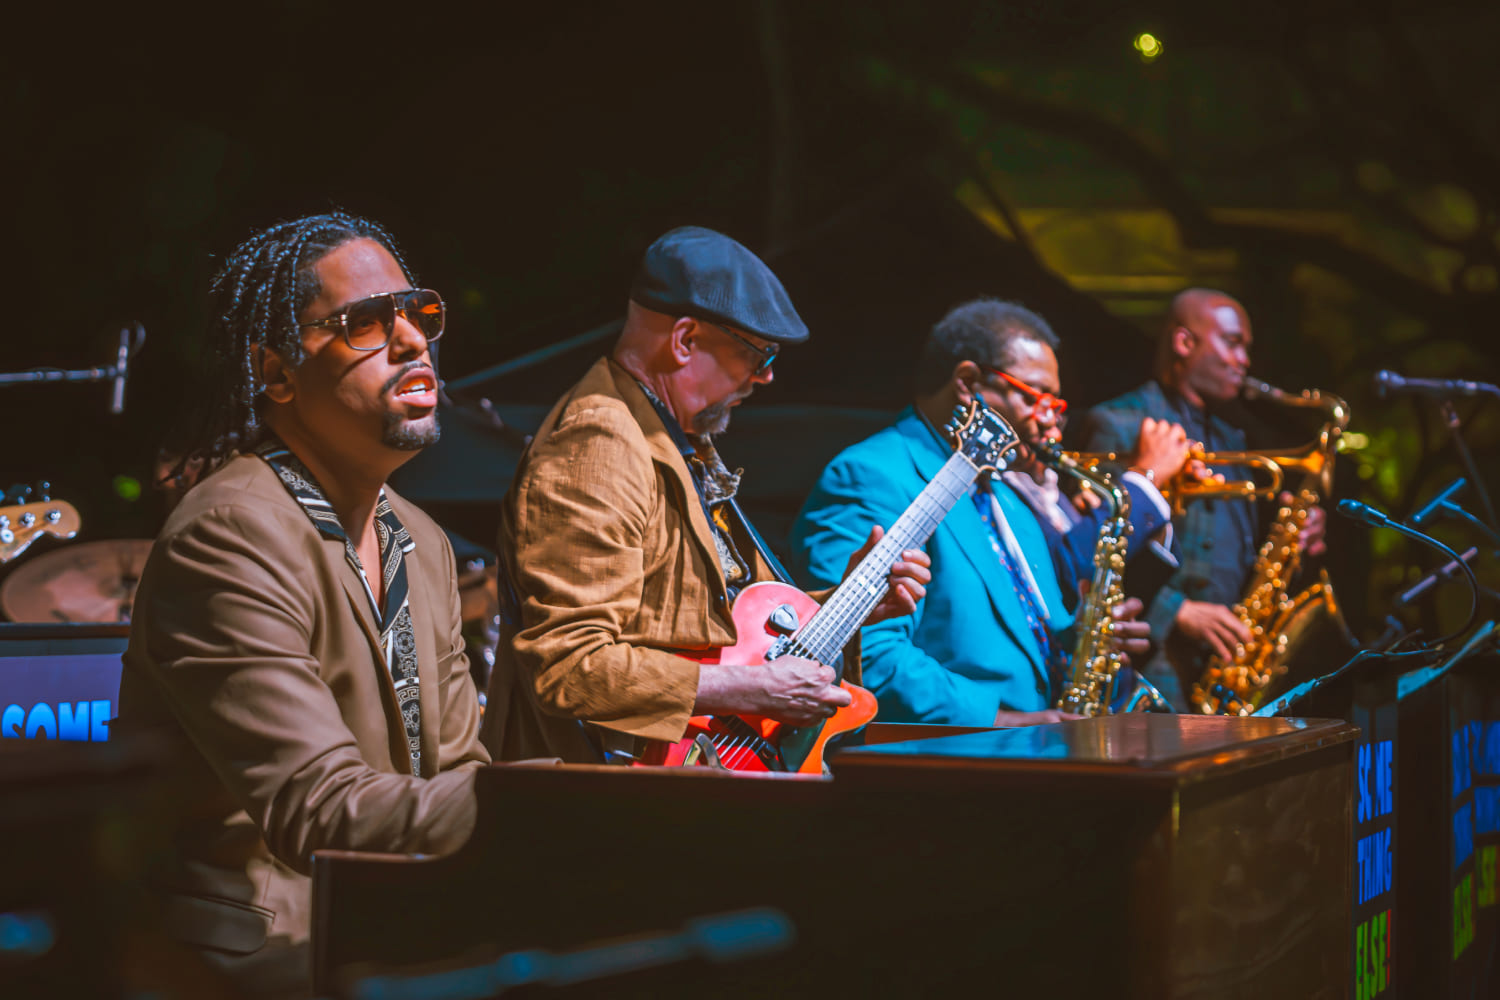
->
[981,366,1069,417]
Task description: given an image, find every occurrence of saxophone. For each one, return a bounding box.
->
[1189,379,1351,715]
[1035,443,1150,716]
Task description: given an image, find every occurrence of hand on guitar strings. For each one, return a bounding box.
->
[844,525,932,626]
[696,658,852,725]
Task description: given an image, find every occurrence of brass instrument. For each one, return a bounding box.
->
[1036,443,1168,715]
[1189,378,1352,714]
[1064,379,1349,516]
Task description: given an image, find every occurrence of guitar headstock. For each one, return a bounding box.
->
[944,397,1021,474]
[0,500,81,564]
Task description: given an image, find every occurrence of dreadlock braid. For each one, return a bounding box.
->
[186,211,414,471]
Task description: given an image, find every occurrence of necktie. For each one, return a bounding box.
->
[972,484,1060,687]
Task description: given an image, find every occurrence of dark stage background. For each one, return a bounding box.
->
[5,0,1498,639]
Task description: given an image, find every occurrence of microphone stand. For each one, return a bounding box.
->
[0,324,145,412]
[1438,400,1500,533]
[1408,478,1500,548]
[1259,501,1488,717]
[1363,508,1482,648]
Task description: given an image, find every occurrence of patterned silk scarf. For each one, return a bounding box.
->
[255,439,424,777]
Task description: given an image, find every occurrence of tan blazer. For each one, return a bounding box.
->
[116,453,489,978]
[483,357,856,762]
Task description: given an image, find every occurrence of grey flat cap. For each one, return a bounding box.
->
[629,226,809,345]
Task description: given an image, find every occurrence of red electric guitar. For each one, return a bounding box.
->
[643,398,1021,774]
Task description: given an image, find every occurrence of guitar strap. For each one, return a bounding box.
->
[724,495,794,586]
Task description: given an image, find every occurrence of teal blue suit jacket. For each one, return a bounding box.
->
[790,407,1072,724]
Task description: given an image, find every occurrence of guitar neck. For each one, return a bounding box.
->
[793,450,979,666]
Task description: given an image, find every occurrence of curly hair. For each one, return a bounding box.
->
[915,297,1059,395]
[184,211,413,470]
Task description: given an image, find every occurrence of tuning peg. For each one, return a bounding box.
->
[34,481,50,503]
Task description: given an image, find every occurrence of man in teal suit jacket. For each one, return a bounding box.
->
[791,299,1162,726]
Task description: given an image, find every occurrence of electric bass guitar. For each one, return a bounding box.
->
[0,499,81,564]
[643,398,1021,774]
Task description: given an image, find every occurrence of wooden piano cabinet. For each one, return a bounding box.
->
[313,716,1357,999]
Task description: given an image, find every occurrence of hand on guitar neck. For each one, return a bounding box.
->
[851,524,930,626]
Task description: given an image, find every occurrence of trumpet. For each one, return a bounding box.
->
[1064,377,1349,515]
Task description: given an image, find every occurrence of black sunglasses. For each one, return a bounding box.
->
[710,321,778,375]
[299,288,446,351]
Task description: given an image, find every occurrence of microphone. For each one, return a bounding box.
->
[1373,370,1500,401]
[1336,498,1394,528]
[1337,497,1481,647]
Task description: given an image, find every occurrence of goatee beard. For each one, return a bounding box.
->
[691,400,734,437]
[383,412,441,451]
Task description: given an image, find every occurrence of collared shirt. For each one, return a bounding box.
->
[918,412,1061,630]
[254,438,425,777]
[1003,465,1176,564]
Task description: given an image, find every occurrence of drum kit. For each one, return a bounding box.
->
[0,327,502,645]
[0,485,499,641]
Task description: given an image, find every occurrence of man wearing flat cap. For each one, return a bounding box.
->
[482,226,929,763]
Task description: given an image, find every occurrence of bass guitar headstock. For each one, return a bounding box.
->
[0,500,81,564]
[944,397,1021,474]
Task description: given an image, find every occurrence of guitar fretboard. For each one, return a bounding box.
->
[792,450,979,669]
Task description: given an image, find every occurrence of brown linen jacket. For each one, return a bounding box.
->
[116,453,489,980]
[483,356,857,762]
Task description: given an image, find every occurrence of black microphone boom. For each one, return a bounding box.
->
[1373,370,1500,401]
[1336,498,1393,528]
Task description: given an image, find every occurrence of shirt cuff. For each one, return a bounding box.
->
[1121,470,1177,566]
[1122,469,1169,520]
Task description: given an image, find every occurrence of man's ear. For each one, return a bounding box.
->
[666,316,698,369]
[1170,325,1196,360]
[253,344,295,404]
[953,360,982,405]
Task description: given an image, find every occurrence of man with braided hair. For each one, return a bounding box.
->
[116,212,489,996]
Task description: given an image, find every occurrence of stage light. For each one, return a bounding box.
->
[1134,32,1163,63]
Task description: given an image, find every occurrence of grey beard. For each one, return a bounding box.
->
[692,400,734,436]
[383,412,441,451]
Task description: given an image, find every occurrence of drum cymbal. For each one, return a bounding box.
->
[0,539,153,624]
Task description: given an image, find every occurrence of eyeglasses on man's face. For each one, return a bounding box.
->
[981,366,1068,418]
[710,321,778,376]
[300,288,446,351]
